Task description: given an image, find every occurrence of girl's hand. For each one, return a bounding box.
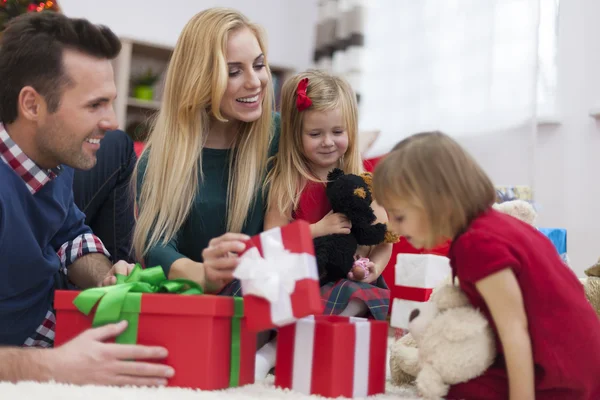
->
[311,211,352,238]
[201,232,250,291]
[348,260,379,284]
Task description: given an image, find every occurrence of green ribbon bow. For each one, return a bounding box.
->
[72,264,244,387]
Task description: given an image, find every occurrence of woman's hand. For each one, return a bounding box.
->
[201,232,250,290]
[169,232,249,293]
[310,211,352,238]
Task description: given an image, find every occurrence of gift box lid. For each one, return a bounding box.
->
[243,219,314,257]
[54,290,243,318]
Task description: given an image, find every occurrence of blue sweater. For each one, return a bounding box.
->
[0,162,91,346]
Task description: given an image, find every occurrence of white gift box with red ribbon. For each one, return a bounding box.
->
[274,315,387,398]
[232,220,323,332]
[390,253,451,330]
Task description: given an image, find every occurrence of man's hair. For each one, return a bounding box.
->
[0,11,121,124]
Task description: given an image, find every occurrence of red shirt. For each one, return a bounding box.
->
[448,209,600,399]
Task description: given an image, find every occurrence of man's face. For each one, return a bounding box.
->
[36,49,118,170]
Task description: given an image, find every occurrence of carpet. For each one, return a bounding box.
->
[0,377,420,399]
[0,336,421,399]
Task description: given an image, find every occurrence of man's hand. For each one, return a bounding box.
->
[47,320,174,387]
[99,260,136,287]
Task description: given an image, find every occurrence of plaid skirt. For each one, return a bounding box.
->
[218,279,243,297]
[320,279,390,321]
[219,278,390,321]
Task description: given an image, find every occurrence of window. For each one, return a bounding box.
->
[359,0,559,156]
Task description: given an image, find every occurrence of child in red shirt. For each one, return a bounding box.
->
[373,131,600,400]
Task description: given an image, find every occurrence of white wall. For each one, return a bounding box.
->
[534,0,600,277]
[59,0,318,71]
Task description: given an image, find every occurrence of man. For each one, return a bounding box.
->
[0,12,173,386]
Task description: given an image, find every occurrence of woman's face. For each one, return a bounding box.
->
[220,27,269,123]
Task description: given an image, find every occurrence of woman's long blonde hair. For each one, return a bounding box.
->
[132,8,274,261]
[265,70,363,216]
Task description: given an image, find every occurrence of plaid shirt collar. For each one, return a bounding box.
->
[0,122,62,194]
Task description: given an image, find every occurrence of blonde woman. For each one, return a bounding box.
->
[132,8,280,295]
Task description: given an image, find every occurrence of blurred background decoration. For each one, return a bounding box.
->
[1,0,61,33]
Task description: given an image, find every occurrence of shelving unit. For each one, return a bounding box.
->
[112,37,295,142]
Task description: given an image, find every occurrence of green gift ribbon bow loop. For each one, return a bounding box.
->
[73,264,203,343]
[72,264,244,386]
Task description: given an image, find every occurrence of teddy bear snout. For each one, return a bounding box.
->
[409,308,420,322]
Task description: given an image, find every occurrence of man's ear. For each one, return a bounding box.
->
[18,86,44,121]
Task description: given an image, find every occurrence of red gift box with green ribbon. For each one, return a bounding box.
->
[54,265,256,390]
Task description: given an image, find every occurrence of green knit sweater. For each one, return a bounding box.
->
[137,114,280,275]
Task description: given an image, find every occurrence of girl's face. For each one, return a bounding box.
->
[220,27,269,123]
[385,200,431,249]
[301,107,349,175]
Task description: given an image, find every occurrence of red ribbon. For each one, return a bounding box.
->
[395,286,433,302]
[296,78,312,111]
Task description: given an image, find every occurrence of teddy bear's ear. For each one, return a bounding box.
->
[327,168,345,182]
[360,172,374,192]
[585,259,600,277]
[384,229,401,244]
[430,284,470,311]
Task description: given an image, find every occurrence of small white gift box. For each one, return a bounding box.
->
[390,254,452,329]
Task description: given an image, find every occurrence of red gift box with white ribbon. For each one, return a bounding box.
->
[390,253,451,330]
[233,220,323,332]
[274,315,387,398]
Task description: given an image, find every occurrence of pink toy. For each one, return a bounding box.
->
[351,257,371,280]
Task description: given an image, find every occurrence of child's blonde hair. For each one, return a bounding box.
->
[373,131,496,247]
[266,69,363,216]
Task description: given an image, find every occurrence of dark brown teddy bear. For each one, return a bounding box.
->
[314,168,398,284]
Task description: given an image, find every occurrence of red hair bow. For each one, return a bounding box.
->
[296,78,312,111]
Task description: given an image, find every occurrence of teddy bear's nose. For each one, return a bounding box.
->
[409,309,420,322]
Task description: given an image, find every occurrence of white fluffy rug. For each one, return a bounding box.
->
[0,377,420,399]
[1,336,420,399]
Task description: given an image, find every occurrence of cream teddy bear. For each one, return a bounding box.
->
[492,199,537,225]
[582,259,600,318]
[390,284,496,400]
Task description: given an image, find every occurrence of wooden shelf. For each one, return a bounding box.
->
[127,97,161,110]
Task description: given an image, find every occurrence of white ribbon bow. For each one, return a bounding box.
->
[233,236,317,326]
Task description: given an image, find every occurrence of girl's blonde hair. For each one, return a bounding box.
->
[132,7,274,261]
[265,69,362,216]
[373,131,496,247]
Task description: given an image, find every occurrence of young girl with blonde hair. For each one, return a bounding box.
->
[266,69,392,318]
[373,131,600,399]
[253,70,393,379]
[132,7,280,294]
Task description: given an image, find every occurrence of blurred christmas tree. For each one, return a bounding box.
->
[1,1,60,33]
